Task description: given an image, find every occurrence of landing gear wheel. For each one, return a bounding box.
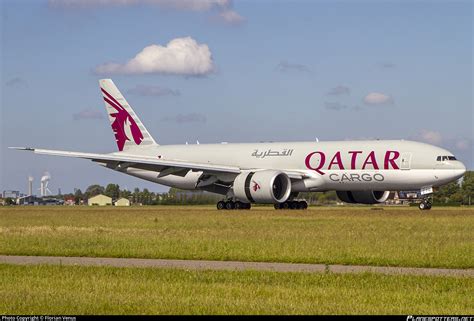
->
[298,201,308,210]
[302,201,308,210]
[225,201,235,210]
[419,200,432,211]
[217,201,226,210]
[218,200,251,210]
[275,201,308,210]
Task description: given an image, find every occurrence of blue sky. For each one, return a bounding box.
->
[1,0,472,194]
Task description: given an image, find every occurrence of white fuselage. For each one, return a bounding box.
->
[114,140,466,193]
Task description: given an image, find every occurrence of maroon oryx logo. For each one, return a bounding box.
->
[252,181,261,192]
[101,88,144,151]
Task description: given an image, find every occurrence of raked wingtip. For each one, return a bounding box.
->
[8,147,35,151]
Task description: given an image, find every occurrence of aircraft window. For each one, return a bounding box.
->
[436,156,456,162]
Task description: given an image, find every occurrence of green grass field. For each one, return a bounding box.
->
[1,264,472,314]
[1,206,473,268]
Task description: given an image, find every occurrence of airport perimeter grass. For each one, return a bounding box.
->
[0,206,473,268]
[1,264,473,314]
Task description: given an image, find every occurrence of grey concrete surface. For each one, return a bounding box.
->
[1,255,472,277]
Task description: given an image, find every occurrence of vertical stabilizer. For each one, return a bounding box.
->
[99,79,158,151]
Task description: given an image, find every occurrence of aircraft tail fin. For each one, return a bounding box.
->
[99,79,158,152]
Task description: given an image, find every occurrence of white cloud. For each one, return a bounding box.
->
[379,62,396,69]
[327,85,350,96]
[455,139,471,151]
[363,92,394,105]
[73,109,104,120]
[4,77,27,87]
[418,129,443,145]
[127,85,180,96]
[95,37,214,76]
[324,102,348,111]
[166,0,230,11]
[49,0,229,11]
[215,9,244,24]
[162,113,206,123]
[276,61,310,73]
[49,0,244,25]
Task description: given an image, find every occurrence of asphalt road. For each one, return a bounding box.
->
[1,255,473,277]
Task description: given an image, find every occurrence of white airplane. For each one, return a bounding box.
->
[11,79,466,210]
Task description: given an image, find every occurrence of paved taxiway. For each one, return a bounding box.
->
[1,255,472,277]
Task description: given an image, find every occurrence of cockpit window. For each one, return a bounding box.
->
[437,155,457,161]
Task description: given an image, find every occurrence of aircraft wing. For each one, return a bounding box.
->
[9,147,242,175]
[9,147,307,180]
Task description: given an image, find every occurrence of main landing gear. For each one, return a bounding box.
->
[216,200,308,210]
[418,198,432,211]
[274,200,308,210]
[216,200,251,210]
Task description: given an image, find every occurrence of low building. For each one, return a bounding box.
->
[88,194,112,206]
[16,196,63,205]
[3,190,21,199]
[17,195,41,205]
[115,198,130,206]
[64,196,75,206]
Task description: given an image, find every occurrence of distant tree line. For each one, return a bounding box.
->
[60,184,221,205]
[433,171,473,205]
[64,184,337,206]
[6,171,471,206]
[298,191,338,205]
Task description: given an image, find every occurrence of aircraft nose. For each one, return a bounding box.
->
[452,161,466,180]
[458,161,466,173]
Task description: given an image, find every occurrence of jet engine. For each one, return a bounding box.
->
[233,170,292,203]
[336,190,390,204]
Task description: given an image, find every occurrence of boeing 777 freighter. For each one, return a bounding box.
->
[11,79,466,210]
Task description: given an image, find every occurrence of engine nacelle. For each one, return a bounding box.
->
[233,170,292,204]
[336,190,390,204]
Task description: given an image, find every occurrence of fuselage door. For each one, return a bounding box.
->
[400,152,412,170]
